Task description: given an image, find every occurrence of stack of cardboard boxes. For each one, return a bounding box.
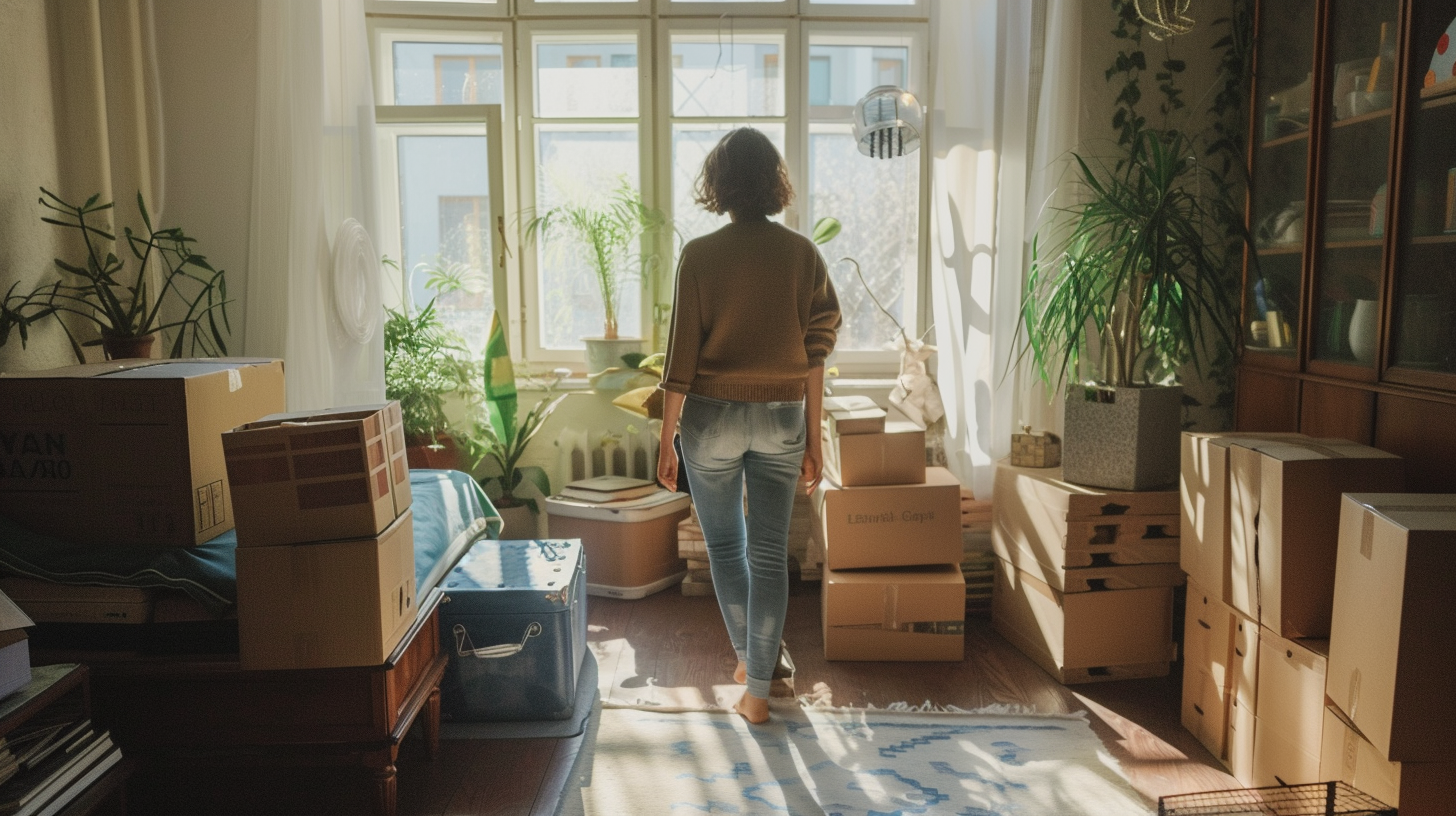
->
[814,397,966,661]
[222,403,416,671]
[1177,432,1416,798]
[1318,493,1456,814]
[990,460,1182,683]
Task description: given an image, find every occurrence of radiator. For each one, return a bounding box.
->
[553,423,661,487]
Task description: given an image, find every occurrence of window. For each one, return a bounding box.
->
[369,5,926,373]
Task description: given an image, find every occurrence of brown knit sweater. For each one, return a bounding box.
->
[661,220,841,402]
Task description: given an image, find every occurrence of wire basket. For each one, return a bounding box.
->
[1158,781,1395,816]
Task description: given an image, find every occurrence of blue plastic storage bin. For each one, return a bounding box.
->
[438,538,587,722]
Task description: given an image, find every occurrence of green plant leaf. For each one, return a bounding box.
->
[811,217,842,246]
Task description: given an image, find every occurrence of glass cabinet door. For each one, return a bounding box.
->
[1390,6,1456,379]
[1245,0,1320,360]
[1310,0,1398,369]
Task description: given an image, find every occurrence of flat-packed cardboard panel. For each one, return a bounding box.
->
[822,564,965,661]
[0,359,286,546]
[994,513,1184,592]
[546,490,691,597]
[237,509,417,671]
[1252,629,1328,787]
[822,395,887,436]
[1319,704,1453,814]
[1180,432,1307,601]
[991,558,1175,684]
[994,460,1179,525]
[1229,438,1404,637]
[1326,493,1456,762]
[823,420,926,487]
[224,403,411,548]
[814,467,961,570]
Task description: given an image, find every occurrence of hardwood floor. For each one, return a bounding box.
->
[390,576,1238,816]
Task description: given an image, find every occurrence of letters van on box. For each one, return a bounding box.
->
[822,564,965,661]
[0,359,286,547]
[236,509,417,671]
[813,466,961,570]
[223,402,412,548]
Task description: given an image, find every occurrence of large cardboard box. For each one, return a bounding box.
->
[1326,493,1456,762]
[991,557,1175,684]
[823,420,926,487]
[1229,438,1403,637]
[822,395,887,436]
[0,359,286,546]
[1180,432,1307,602]
[1223,610,1260,783]
[1251,629,1328,787]
[993,460,1181,592]
[237,509,417,671]
[546,489,692,598]
[1181,578,1234,760]
[1227,690,1256,786]
[813,467,961,570]
[224,402,412,548]
[1320,704,1453,815]
[822,564,965,661]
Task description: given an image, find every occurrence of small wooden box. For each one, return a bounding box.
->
[1010,426,1061,468]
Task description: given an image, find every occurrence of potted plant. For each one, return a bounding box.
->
[1018,5,1247,490]
[382,260,481,471]
[523,179,667,374]
[472,310,566,537]
[0,188,230,363]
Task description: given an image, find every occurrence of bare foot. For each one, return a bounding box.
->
[734,661,747,684]
[734,692,770,724]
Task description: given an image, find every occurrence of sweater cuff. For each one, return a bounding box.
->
[659,380,691,395]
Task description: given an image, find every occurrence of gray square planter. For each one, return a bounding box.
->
[1062,384,1183,491]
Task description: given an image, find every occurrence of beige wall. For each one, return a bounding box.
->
[0,0,70,372]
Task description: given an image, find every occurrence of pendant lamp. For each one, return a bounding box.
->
[852,85,923,159]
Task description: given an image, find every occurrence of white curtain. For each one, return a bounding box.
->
[928,0,1082,500]
[244,0,384,411]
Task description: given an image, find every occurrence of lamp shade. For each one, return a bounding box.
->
[852,85,924,159]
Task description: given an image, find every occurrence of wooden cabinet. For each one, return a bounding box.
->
[1238,0,1456,489]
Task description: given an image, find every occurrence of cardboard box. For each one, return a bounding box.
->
[224,402,412,548]
[992,460,1181,592]
[814,467,962,570]
[1227,690,1256,786]
[991,557,1175,684]
[236,509,417,671]
[823,420,926,487]
[546,489,692,598]
[1326,493,1456,762]
[1229,438,1403,637]
[1180,432,1307,603]
[1320,703,1453,814]
[822,564,965,661]
[0,576,153,624]
[0,590,33,700]
[1181,578,1234,760]
[1251,629,1328,787]
[822,395,887,436]
[0,359,286,546]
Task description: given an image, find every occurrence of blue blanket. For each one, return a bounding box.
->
[0,470,500,618]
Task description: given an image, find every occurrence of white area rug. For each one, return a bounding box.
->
[557,701,1153,816]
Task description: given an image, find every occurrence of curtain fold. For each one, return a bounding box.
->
[244,0,383,410]
[927,0,1082,500]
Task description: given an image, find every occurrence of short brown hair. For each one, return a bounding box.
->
[693,128,793,219]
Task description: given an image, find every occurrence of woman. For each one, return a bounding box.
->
[656,128,841,724]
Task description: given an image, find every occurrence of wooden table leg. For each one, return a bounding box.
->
[425,685,441,761]
[366,750,398,816]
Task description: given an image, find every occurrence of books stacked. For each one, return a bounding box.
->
[557,476,660,504]
[0,716,121,816]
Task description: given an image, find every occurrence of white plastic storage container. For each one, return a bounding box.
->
[546,490,692,599]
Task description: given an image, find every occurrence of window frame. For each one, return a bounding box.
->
[516,0,653,17]
[364,0,510,20]
[798,0,928,19]
[800,19,930,370]
[515,18,655,364]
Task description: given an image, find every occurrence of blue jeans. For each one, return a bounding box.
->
[678,394,805,699]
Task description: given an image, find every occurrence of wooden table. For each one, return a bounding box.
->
[38,590,446,816]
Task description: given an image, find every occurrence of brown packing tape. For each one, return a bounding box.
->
[289,426,364,450]
[297,478,372,510]
[293,448,369,479]
[227,455,291,486]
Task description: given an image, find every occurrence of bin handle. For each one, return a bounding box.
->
[453,622,542,659]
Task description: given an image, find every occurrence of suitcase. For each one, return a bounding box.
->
[438,538,587,722]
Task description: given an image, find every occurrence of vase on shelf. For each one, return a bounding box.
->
[1348,298,1379,364]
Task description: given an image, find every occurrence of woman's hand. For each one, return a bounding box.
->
[800,443,823,494]
[658,441,680,492]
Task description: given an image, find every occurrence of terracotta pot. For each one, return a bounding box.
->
[101,331,157,361]
[405,433,469,472]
